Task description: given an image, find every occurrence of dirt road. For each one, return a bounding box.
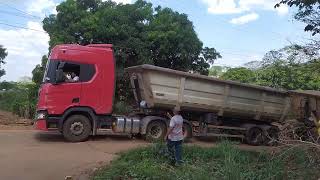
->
[0,130,147,180]
[0,128,276,180]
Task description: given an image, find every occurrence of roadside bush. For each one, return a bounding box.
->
[93,142,320,180]
[0,82,38,119]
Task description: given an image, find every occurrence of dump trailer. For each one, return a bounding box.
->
[126,65,292,145]
[34,44,319,145]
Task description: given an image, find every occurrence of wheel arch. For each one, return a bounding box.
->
[60,107,98,135]
[139,116,193,135]
[140,116,168,135]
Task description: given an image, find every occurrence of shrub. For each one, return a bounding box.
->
[93,142,320,180]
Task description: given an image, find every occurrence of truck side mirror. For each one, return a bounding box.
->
[55,69,65,84]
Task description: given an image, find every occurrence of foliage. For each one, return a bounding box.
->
[243,60,262,70]
[0,81,16,90]
[0,45,8,78]
[42,0,221,102]
[208,65,228,77]
[221,45,320,90]
[113,101,133,115]
[93,142,320,180]
[0,82,38,118]
[32,55,48,85]
[276,0,320,35]
[0,55,49,119]
[255,59,320,90]
[222,67,256,83]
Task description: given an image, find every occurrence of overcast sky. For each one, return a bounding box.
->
[0,0,314,81]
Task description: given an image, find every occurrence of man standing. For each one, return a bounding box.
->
[165,106,184,166]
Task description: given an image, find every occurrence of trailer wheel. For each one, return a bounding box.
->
[146,121,167,142]
[245,127,265,146]
[265,127,279,146]
[63,115,92,142]
[183,123,192,142]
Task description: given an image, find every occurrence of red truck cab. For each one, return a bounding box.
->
[35,44,115,141]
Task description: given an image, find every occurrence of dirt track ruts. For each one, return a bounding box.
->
[0,130,147,180]
[0,128,276,180]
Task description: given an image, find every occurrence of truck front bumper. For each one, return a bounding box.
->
[34,119,48,131]
[34,111,61,131]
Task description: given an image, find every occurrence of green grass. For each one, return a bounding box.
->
[93,142,320,180]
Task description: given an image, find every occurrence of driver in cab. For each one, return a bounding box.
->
[65,72,79,82]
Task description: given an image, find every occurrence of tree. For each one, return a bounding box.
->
[0,45,8,78]
[276,0,320,35]
[221,45,320,90]
[243,61,262,70]
[221,67,256,83]
[208,66,229,77]
[0,81,16,90]
[43,0,221,101]
[256,45,320,90]
[43,0,220,73]
[32,55,48,85]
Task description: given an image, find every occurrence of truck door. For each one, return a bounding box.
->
[46,61,82,115]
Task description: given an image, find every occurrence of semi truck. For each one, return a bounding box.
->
[35,44,320,145]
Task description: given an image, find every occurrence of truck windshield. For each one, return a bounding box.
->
[42,59,57,84]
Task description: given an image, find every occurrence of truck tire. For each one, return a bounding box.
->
[63,115,92,142]
[245,127,265,146]
[183,123,192,142]
[146,121,167,142]
[265,126,279,146]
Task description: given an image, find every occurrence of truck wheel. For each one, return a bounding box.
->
[63,115,92,142]
[265,127,279,146]
[146,121,167,142]
[245,127,265,146]
[183,123,192,142]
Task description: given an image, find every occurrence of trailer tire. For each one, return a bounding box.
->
[245,127,265,146]
[265,126,279,146]
[63,115,92,142]
[183,123,192,142]
[146,121,167,142]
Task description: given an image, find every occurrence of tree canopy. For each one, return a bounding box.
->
[43,0,220,75]
[208,65,229,77]
[276,0,320,35]
[0,45,8,79]
[221,45,320,90]
[221,67,256,83]
[42,0,221,102]
[32,55,48,85]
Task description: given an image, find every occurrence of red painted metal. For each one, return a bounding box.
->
[34,120,48,131]
[37,44,115,116]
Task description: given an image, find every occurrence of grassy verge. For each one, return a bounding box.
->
[93,142,320,180]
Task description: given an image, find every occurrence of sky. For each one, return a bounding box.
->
[0,0,315,81]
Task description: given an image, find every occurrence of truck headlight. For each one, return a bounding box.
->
[36,111,47,120]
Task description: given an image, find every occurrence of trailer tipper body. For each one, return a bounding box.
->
[35,44,320,145]
[126,65,290,123]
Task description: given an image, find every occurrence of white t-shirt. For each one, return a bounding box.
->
[168,115,184,141]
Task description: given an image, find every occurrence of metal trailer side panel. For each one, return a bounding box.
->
[289,90,320,122]
[126,64,290,123]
